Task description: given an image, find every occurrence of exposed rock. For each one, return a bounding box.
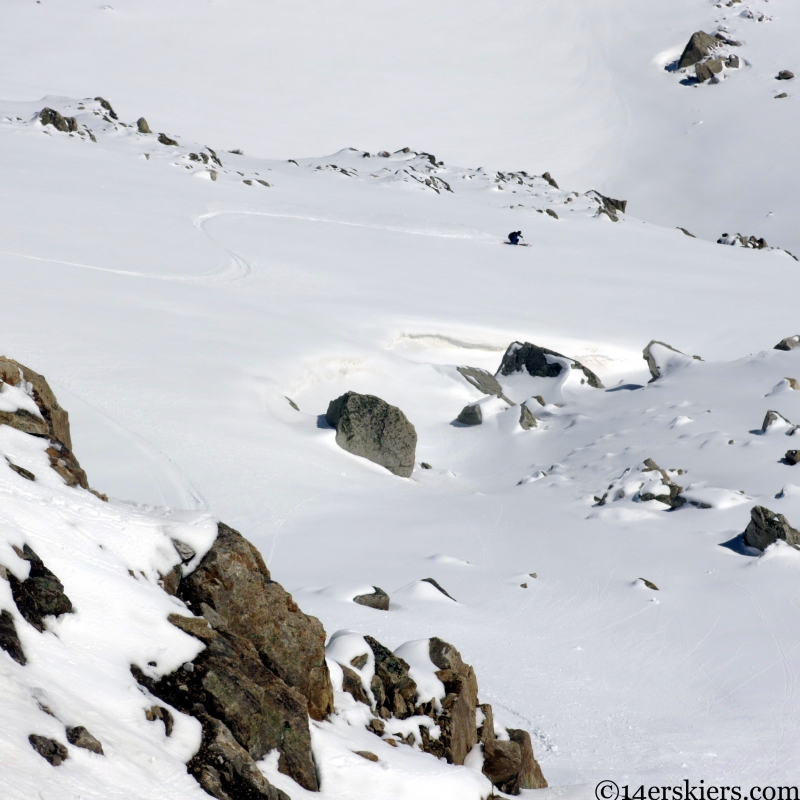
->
[776,93,788,99]
[367,718,385,735]
[639,579,659,591]
[774,335,800,351]
[477,702,495,744]
[8,461,35,481]
[678,227,696,237]
[0,609,26,664]
[642,341,700,382]
[777,70,795,81]
[145,705,174,737]
[8,544,73,632]
[588,191,627,222]
[761,410,797,434]
[507,728,548,791]
[187,712,290,800]
[29,734,68,766]
[353,586,390,610]
[519,404,537,430]
[341,665,371,706]
[456,404,482,426]
[365,636,418,720]
[0,356,88,488]
[421,577,456,601]
[725,55,740,69]
[326,392,417,478]
[785,450,800,466]
[94,97,118,120]
[545,208,559,219]
[355,750,379,762]
[158,133,179,146]
[351,653,368,670]
[136,117,152,134]
[743,506,800,550]
[39,108,78,133]
[420,462,432,469]
[66,726,104,755]
[498,341,604,389]
[678,31,723,70]
[456,366,513,404]
[639,458,685,509]
[696,58,723,83]
[541,172,559,188]
[483,738,522,793]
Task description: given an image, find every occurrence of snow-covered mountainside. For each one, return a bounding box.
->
[2,1,800,797]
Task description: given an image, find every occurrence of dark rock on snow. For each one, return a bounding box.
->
[589,191,627,222]
[326,392,417,477]
[341,665,372,706]
[29,734,68,766]
[545,208,559,219]
[355,750,379,762]
[456,366,513,404]
[353,586,390,610]
[8,544,73,632]
[678,31,723,70]
[498,341,604,388]
[777,70,795,81]
[365,635,418,720]
[639,578,659,591]
[642,340,701,382]
[696,58,723,82]
[158,132,179,146]
[541,172,559,188]
[761,410,796,434]
[519,404,537,430]
[457,404,482,426]
[421,577,456,601]
[677,227,696,237]
[0,609,26,665]
[137,117,152,134]
[39,108,78,133]
[8,461,35,481]
[66,725,104,755]
[774,335,800,351]
[94,97,118,120]
[785,450,800,466]
[743,506,800,550]
[639,458,685,509]
[725,55,740,69]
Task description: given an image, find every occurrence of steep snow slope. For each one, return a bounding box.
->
[2,95,800,794]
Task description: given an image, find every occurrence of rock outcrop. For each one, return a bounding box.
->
[326,392,417,477]
[519,404,538,430]
[498,341,604,389]
[743,506,800,550]
[638,458,685,509]
[158,132,179,146]
[588,191,627,222]
[0,356,89,489]
[94,97,118,120]
[678,31,723,70]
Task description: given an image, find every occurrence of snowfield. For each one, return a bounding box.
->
[1,1,800,797]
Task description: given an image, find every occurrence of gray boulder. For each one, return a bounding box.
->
[696,58,723,82]
[777,70,795,81]
[678,31,723,69]
[456,404,482,426]
[743,506,800,550]
[726,55,740,69]
[498,341,604,388]
[775,335,800,351]
[136,117,152,134]
[158,133,179,146]
[39,108,78,133]
[353,586,390,610]
[326,392,417,477]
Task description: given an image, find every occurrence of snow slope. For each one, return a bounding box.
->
[1,6,800,792]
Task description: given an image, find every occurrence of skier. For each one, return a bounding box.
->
[507,231,523,245]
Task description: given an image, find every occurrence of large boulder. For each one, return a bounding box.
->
[743,506,800,550]
[678,31,723,69]
[498,342,604,389]
[326,392,417,477]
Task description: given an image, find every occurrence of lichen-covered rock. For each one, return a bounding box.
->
[353,586,390,610]
[29,734,68,766]
[66,726,104,755]
[498,342,603,388]
[326,392,417,477]
[188,712,290,800]
[743,506,800,551]
[39,108,77,133]
[678,31,723,70]
[456,404,482,426]
[177,522,333,721]
[8,544,73,632]
[0,609,26,664]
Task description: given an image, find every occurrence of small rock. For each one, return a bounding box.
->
[66,726,104,755]
[368,718,385,735]
[774,335,800,351]
[456,366,513,403]
[158,133,179,146]
[8,462,35,481]
[0,609,26,665]
[519,404,537,430]
[744,506,800,550]
[545,208,559,219]
[677,227,696,237]
[136,117,151,134]
[639,579,659,591]
[353,586,390,611]
[420,462,432,469]
[775,93,788,99]
[785,450,800,466]
[256,179,270,187]
[520,583,528,588]
[385,738,398,747]
[421,577,456,601]
[171,539,196,563]
[776,71,795,81]
[145,705,174,737]
[29,734,68,766]
[355,750,379,762]
[8,544,73,632]
[243,179,253,185]
[643,340,700,382]
[541,172,559,188]
[457,404,482,426]
[725,55,740,69]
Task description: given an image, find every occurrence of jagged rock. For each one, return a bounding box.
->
[188,712,290,800]
[457,404,482,426]
[136,117,152,134]
[351,653,368,670]
[774,335,800,351]
[0,356,88,488]
[94,97,118,120]
[145,705,174,737]
[456,366,513,404]
[498,341,604,388]
[483,738,521,791]
[177,522,332,720]
[477,702,495,744]
[326,392,417,478]
[519,404,537,430]
[726,55,740,69]
[353,586,390,610]
[777,70,795,81]
[158,133,179,146]
[588,191,627,221]
[29,734,68,766]
[642,341,700,382]
[341,665,371,706]
[365,636,418,720]
[761,410,797,434]
[8,544,72,632]
[39,108,78,133]
[0,609,26,664]
[66,726,104,755]
[743,506,800,550]
[678,31,723,70]
[421,577,456,601]
[785,450,800,466]
[696,58,723,82]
